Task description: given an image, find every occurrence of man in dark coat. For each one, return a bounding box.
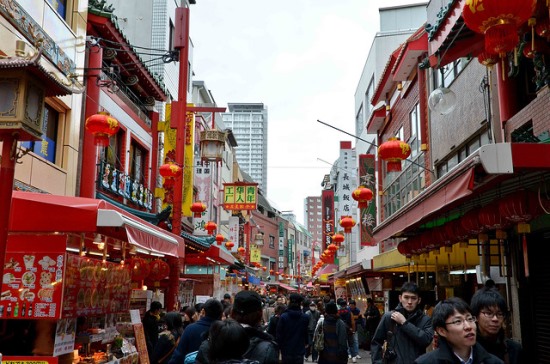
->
[371,282,433,364]
[168,298,223,364]
[143,301,163,360]
[276,293,309,363]
[414,297,504,364]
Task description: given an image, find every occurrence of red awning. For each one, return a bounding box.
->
[8,191,184,257]
[374,143,550,243]
[315,264,339,277]
[184,244,235,265]
[267,282,297,292]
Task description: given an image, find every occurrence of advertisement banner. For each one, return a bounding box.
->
[228,215,240,253]
[223,182,258,210]
[321,189,334,253]
[193,159,213,236]
[359,154,376,246]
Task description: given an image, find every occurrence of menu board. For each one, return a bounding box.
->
[1,251,65,319]
[4,356,58,364]
[133,323,150,364]
[62,255,132,318]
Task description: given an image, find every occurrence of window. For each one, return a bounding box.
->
[409,103,421,158]
[169,20,175,51]
[21,103,60,164]
[129,140,148,183]
[365,76,375,114]
[48,0,67,19]
[434,58,469,89]
[269,235,275,248]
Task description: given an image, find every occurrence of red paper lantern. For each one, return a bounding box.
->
[352,186,373,208]
[225,241,234,249]
[262,266,267,272]
[477,51,499,67]
[397,240,413,259]
[85,111,120,147]
[190,202,206,218]
[327,243,338,253]
[339,216,356,233]
[536,17,550,37]
[462,0,536,55]
[159,163,182,180]
[204,221,217,235]
[332,233,345,245]
[478,202,507,230]
[127,258,150,281]
[269,269,274,274]
[498,190,540,223]
[238,246,246,255]
[522,39,548,59]
[445,219,469,243]
[460,208,484,235]
[148,259,170,281]
[378,137,411,172]
[215,234,225,245]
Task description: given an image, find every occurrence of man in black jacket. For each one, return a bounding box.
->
[143,301,163,360]
[371,282,433,364]
[276,293,309,363]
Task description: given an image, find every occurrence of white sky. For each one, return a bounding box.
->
[189,0,426,224]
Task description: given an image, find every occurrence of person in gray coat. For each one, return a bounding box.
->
[414,297,504,364]
[371,282,433,364]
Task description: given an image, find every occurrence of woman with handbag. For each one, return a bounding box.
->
[150,311,184,364]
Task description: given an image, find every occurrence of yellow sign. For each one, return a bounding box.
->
[223,183,258,210]
[250,246,261,263]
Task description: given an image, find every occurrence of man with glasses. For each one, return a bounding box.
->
[414,297,503,364]
[371,282,434,364]
[470,280,522,364]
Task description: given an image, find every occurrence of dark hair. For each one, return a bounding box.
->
[224,293,231,300]
[163,311,183,331]
[470,282,507,317]
[349,299,356,305]
[432,297,472,330]
[274,303,287,315]
[400,281,420,295]
[367,298,374,304]
[150,301,163,311]
[207,319,250,363]
[202,299,224,320]
[325,302,338,315]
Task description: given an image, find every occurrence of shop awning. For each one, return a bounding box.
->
[333,259,372,278]
[267,282,297,292]
[373,143,550,243]
[184,244,236,266]
[9,191,184,257]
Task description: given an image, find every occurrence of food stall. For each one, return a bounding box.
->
[0,192,185,364]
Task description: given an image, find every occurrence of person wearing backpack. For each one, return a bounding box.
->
[317,302,348,364]
[195,290,279,364]
[305,301,321,362]
[206,319,260,364]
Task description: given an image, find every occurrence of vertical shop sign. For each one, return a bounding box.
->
[193,159,212,236]
[228,215,240,253]
[359,154,376,246]
[278,222,285,269]
[321,189,334,252]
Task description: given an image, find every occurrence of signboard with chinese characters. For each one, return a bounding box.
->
[193,159,213,236]
[359,154,376,246]
[321,189,334,253]
[1,234,66,319]
[223,182,258,210]
[337,142,356,257]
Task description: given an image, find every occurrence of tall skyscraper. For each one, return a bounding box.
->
[222,103,268,193]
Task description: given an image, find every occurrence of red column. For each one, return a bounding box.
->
[166,7,190,311]
[80,47,103,198]
[496,62,518,125]
[0,137,17,285]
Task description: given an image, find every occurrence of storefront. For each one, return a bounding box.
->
[1,191,185,363]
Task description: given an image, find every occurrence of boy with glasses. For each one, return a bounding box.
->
[470,280,522,364]
[371,281,433,364]
[414,297,503,364]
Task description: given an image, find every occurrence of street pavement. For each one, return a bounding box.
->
[305,349,372,363]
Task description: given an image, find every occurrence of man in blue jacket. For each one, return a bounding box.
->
[168,298,223,364]
[276,293,309,363]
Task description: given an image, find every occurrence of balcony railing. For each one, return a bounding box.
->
[96,160,153,211]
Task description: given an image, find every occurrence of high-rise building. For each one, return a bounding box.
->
[222,103,268,194]
[304,196,323,250]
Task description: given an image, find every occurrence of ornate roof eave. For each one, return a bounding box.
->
[425,0,483,68]
[0,51,74,97]
[87,10,167,101]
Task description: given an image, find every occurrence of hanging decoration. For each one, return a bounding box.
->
[331,233,345,246]
[127,257,151,281]
[339,216,356,234]
[237,246,246,255]
[462,0,536,55]
[159,163,183,187]
[215,234,225,245]
[190,201,207,218]
[149,259,170,281]
[204,221,217,235]
[378,137,412,172]
[352,186,373,208]
[225,241,235,249]
[85,111,120,147]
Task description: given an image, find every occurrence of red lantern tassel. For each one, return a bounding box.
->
[522,233,529,278]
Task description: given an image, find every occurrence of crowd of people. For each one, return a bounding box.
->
[140,279,521,364]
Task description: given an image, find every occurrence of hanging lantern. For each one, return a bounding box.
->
[331,233,345,245]
[225,241,234,249]
[378,137,411,172]
[477,51,499,67]
[148,259,170,281]
[200,130,226,163]
[215,234,225,245]
[238,246,246,255]
[127,258,150,281]
[269,269,274,275]
[339,216,356,234]
[262,266,267,272]
[397,239,414,259]
[204,221,217,235]
[85,111,120,147]
[462,0,536,55]
[522,39,548,59]
[478,201,507,230]
[460,208,484,235]
[327,243,338,253]
[536,17,550,37]
[159,163,182,183]
[190,201,207,218]
[444,219,469,244]
[352,186,373,208]
[498,190,540,223]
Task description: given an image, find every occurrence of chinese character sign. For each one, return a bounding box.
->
[359,154,376,246]
[223,183,258,210]
[322,189,334,253]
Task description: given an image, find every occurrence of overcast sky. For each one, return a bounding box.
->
[189,0,426,224]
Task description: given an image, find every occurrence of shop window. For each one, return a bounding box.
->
[21,103,60,165]
[129,140,148,184]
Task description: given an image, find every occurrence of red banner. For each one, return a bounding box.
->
[322,189,334,255]
[359,154,376,246]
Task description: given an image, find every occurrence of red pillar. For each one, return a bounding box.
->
[166,7,190,311]
[496,62,518,125]
[80,47,103,198]
[0,137,17,286]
